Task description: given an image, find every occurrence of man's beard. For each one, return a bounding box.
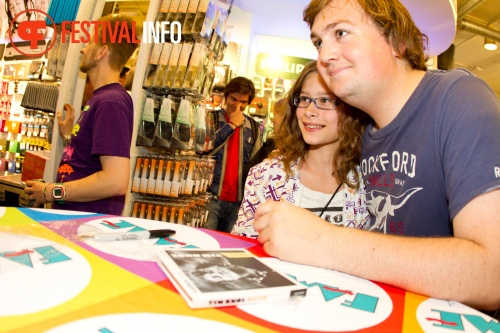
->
[80,51,98,73]
[80,59,98,73]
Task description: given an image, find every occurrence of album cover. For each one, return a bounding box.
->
[155,248,307,309]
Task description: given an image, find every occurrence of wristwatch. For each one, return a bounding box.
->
[52,183,66,204]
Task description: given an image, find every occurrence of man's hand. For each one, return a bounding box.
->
[57,103,75,137]
[23,180,49,207]
[229,102,245,127]
[254,200,333,264]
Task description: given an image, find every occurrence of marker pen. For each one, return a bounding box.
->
[84,229,176,242]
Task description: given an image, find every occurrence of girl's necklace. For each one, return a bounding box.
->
[318,182,343,218]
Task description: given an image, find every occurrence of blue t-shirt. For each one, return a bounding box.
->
[361,69,500,236]
[55,83,133,215]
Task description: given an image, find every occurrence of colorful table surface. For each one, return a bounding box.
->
[0,207,497,333]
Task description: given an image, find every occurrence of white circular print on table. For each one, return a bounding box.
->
[78,217,220,262]
[0,207,6,217]
[0,232,91,316]
[238,258,393,332]
[28,208,97,215]
[417,298,497,332]
[45,313,254,333]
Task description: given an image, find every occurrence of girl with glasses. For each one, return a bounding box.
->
[232,61,371,239]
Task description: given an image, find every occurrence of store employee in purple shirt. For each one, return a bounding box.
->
[24,15,137,215]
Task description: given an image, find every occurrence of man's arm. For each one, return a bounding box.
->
[213,117,235,149]
[25,155,130,204]
[254,189,500,310]
[57,155,130,202]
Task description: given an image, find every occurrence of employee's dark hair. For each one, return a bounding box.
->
[223,77,256,105]
[303,0,428,71]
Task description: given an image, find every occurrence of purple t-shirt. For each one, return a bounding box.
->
[55,83,133,215]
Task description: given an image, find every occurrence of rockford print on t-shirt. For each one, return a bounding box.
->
[361,151,422,234]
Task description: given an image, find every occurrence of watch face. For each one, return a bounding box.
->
[53,187,64,199]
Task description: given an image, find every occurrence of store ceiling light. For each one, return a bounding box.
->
[483,38,498,51]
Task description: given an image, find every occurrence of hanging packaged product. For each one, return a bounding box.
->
[131,156,143,192]
[172,43,194,89]
[193,160,201,195]
[152,96,175,148]
[143,44,164,89]
[155,0,172,22]
[204,110,216,151]
[182,43,207,92]
[154,158,166,195]
[191,0,216,43]
[138,202,148,219]
[161,205,170,222]
[194,103,206,153]
[153,203,162,221]
[205,156,216,189]
[171,98,194,150]
[151,43,173,92]
[137,95,160,146]
[200,55,215,96]
[168,204,178,223]
[173,0,190,37]
[56,30,70,79]
[161,156,175,197]
[182,0,200,40]
[139,156,151,194]
[198,159,207,194]
[165,0,181,24]
[208,6,222,51]
[183,157,197,195]
[161,43,183,89]
[170,157,186,197]
[147,156,159,195]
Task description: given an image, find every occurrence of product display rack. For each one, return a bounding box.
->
[128,0,228,220]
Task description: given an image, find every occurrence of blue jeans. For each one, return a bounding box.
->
[205,198,240,233]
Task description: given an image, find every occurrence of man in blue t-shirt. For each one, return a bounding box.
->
[251,0,500,313]
[24,15,137,215]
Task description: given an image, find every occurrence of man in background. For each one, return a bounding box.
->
[24,14,137,215]
[205,77,262,232]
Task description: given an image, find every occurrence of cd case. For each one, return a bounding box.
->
[155,248,307,308]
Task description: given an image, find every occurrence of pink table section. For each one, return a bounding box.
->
[0,207,497,333]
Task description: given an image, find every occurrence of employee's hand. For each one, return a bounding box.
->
[254,200,332,264]
[24,180,47,207]
[57,103,75,137]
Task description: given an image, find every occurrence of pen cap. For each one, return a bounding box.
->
[149,229,176,238]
